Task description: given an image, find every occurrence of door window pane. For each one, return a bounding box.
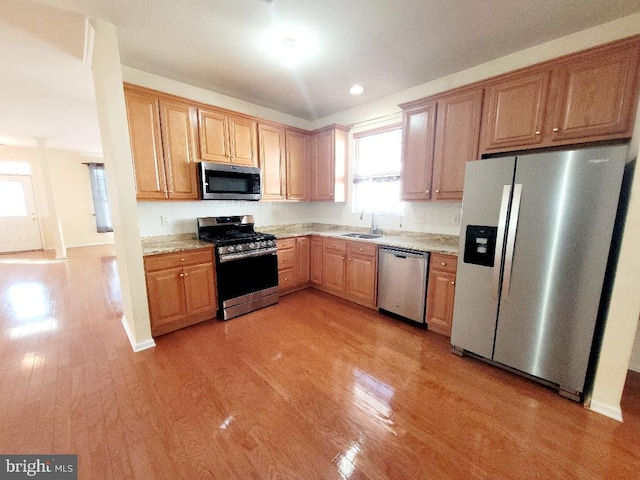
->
[0,180,28,217]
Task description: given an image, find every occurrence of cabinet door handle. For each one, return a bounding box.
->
[184,273,189,277]
[535,131,541,135]
[179,273,185,277]
[180,258,185,262]
[552,127,559,132]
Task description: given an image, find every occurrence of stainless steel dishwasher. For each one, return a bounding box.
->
[377,247,429,324]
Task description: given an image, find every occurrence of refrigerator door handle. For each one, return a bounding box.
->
[502,183,522,299]
[493,185,511,300]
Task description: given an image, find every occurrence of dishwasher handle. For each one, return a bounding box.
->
[380,247,428,259]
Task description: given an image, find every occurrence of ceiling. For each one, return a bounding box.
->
[2,0,640,154]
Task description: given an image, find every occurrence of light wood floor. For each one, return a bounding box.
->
[1,245,639,479]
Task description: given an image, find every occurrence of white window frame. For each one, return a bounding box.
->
[352,124,404,215]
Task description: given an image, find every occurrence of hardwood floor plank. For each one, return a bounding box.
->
[1,246,639,479]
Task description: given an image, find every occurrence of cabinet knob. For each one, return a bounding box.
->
[330,193,333,197]
[348,258,352,261]
[435,189,440,193]
[441,262,446,266]
[426,190,430,194]
[535,131,541,135]
[332,244,336,247]
[179,273,185,277]
[451,281,455,285]
[184,273,189,277]
[552,127,559,132]
[180,258,185,262]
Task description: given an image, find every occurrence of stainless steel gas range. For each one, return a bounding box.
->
[197,215,278,320]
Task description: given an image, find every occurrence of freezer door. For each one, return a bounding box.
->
[493,146,626,393]
[451,157,515,359]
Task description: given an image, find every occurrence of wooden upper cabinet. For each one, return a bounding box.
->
[400,102,436,201]
[124,87,198,200]
[285,130,310,201]
[549,45,640,142]
[480,71,550,152]
[229,115,258,166]
[312,125,349,202]
[124,89,166,200]
[198,108,258,166]
[432,89,483,201]
[480,37,640,154]
[198,109,229,163]
[159,100,199,200]
[258,123,286,200]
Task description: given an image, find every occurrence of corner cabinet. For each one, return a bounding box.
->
[400,87,483,202]
[258,125,311,201]
[198,108,258,166]
[426,253,457,337]
[124,86,200,200]
[144,248,217,337]
[311,125,349,201]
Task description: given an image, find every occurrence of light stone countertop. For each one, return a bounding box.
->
[259,223,460,256]
[141,224,459,257]
[141,233,212,256]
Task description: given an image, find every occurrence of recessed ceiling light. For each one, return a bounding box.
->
[350,85,364,95]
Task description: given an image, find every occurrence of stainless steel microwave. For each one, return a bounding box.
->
[198,162,262,200]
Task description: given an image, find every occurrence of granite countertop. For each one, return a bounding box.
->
[141,223,459,257]
[141,233,212,256]
[259,223,460,256]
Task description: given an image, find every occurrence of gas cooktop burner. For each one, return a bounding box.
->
[196,215,276,259]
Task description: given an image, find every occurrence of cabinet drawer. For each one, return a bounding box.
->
[277,249,297,271]
[276,238,296,250]
[144,248,214,272]
[324,238,347,253]
[278,268,297,291]
[430,253,458,274]
[347,241,377,257]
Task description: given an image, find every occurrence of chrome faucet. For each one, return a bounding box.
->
[361,210,382,235]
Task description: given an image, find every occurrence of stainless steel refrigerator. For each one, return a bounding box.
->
[450,145,628,401]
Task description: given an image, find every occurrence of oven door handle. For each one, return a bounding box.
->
[218,247,278,263]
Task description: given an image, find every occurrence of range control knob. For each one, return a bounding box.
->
[267,240,274,246]
[249,242,255,249]
[218,247,226,255]
[236,245,243,252]
[261,241,267,247]
[227,246,235,253]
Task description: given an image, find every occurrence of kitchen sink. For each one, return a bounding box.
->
[341,232,383,239]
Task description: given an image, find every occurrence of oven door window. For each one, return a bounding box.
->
[216,253,278,301]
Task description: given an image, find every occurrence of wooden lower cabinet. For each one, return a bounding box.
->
[144,248,217,337]
[277,236,310,294]
[317,238,378,309]
[310,236,323,285]
[426,253,458,337]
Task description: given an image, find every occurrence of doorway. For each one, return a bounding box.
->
[0,174,42,253]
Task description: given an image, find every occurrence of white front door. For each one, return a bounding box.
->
[0,175,42,253]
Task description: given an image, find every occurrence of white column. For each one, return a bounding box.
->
[590,107,640,421]
[35,138,66,259]
[90,19,154,351]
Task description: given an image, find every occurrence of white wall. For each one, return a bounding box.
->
[0,145,114,249]
[48,150,114,247]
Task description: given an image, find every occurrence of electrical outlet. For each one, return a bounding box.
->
[452,214,461,225]
[161,215,169,225]
[415,212,425,223]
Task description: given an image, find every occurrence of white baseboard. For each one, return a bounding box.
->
[628,360,640,373]
[121,316,156,352]
[588,399,623,422]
